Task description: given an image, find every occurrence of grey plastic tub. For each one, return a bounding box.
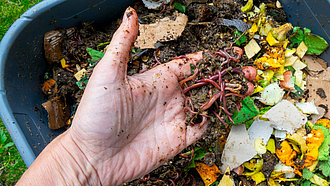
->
[0,0,135,167]
[0,0,329,167]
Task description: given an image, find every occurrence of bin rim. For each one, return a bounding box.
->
[0,0,65,167]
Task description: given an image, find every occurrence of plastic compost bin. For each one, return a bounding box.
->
[0,0,135,167]
[0,0,330,167]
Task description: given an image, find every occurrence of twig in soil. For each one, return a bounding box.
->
[230,31,247,48]
[187,22,212,25]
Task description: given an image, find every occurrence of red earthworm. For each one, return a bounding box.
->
[185,97,195,111]
[225,83,242,89]
[138,174,150,182]
[236,100,242,112]
[183,82,208,94]
[212,110,227,127]
[221,106,234,123]
[225,83,242,93]
[190,175,196,186]
[65,67,74,72]
[220,80,232,116]
[190,145,195,160]
[150,178,165,183]
[169,179,176,186]
[180,68,199,88]
[198,115,208,127]
[154,47,162,65]
[225,87,240,93]
[197,79,222,90]
[208,68,243,81]
[233,46,243,59]
[184,176,190,185]
[200,92,221,111]
[224,47,241,62]
[225,92,246,98]
[179,153,189,158]
[184,107,198,115]
[170,172,180,181]
[159,3,166,13]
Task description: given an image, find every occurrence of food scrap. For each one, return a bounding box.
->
[41,0,330,185]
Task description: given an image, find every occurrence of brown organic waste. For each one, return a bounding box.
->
[305,56,330,118]
[135,13,188,49]
[40,0,330,185]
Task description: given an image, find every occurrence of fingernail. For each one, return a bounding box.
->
[122,7,133,22]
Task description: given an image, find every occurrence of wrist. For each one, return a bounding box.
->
[53,130,101,185]
[17,130,101,186]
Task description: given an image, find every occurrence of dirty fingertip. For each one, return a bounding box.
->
[123,7,136,22]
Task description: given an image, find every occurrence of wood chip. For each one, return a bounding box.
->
[44,30,63,65]
[42,97,69,130]
[44,28,75,65]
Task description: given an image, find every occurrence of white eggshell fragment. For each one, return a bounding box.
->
[263,99,307,134]
[221,124,257,172]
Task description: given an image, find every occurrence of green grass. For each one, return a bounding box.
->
[0,0,43,40]
[0,0,43,184]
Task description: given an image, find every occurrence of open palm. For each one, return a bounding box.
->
[69,7,206,185]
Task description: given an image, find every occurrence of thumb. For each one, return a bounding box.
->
[93,7,139,83]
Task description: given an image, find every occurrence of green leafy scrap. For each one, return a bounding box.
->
[210,181,220,186]
[234,30,247,45]
[96,41,110,48]
[257,79,268,88]
[318,160,330,177]
[76,75,89,90]
[245,119,254,129]
[86,47,104,61]
[302,180,312,186]
[190,63,196,74]
[290,27,305,47]
[259,106,272,115]
[303,168,314,180]
[290,84,304,98]
[305,32,329,55]
[285,66,295,74]
[290,27,328,55]
[313,125,330,161]
[186,147,209,169]
[173,2,186,13]
[230,97,259,125]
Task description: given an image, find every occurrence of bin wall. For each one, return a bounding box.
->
[0,0,135,167]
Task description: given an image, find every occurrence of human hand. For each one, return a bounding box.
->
[68,7,206,185]
[17,7,206,186]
